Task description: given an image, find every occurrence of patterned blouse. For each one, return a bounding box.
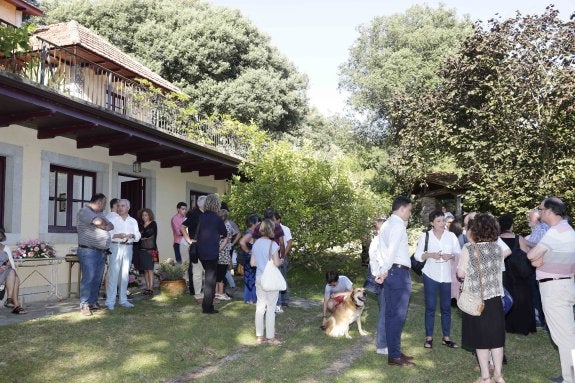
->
[458,242,504,300]
[218,220,237,265]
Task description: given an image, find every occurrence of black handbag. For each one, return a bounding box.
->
[410,231,429,276]
[188,221,201,263]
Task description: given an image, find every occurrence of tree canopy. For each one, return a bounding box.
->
[339,4,472,140]
[40,0,309,133]
[389,6,575,221]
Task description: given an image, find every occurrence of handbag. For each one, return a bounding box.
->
[410,231,429,276]
[188,221,201,263]
[149,249,159,263]
[502,286,514,315]
[458,244,485,316]
[260,240,287,292]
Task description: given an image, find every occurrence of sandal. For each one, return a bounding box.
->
[424,338,433,349]
[11,306,27,315]
[266,338,283,345]
[4,298,15,308]
[442,338,458,348]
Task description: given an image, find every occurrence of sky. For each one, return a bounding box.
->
[209,0,575,115]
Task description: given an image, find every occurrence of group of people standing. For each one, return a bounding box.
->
[368,195,575,383]
[76,194,159,316]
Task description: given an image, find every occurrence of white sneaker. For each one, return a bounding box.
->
[275,306,284,313]
[216,294,231,301]
[376,347,388,355]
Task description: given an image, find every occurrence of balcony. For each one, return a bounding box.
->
[0,21,247,178]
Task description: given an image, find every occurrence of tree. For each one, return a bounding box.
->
[225,141,383,262]
[339,4,472,139]
[392,7,575,223]
[40,0,308,133]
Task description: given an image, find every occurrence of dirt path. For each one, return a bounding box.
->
[163,296,372,383]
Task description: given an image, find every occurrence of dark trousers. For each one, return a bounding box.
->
[383,266,411,359]
[423,273,452,337]
[187,260,195,296]
[173,243,182,264]
[200,258,218,313]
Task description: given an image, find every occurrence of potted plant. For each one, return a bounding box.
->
[156,258,188,296]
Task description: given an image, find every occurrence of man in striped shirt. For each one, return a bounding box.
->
[528,197,575,383]
[77,193,114,317]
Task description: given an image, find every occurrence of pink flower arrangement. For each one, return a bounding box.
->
[13,239,56,259]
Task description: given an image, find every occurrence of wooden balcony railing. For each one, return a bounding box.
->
[0,24,248,158]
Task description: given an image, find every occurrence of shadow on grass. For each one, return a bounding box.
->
[0,249,565,383]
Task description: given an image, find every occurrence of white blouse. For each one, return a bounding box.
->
[414,230,461,283]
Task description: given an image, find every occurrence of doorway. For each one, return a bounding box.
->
[120,174,145,218]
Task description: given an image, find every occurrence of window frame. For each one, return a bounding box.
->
[0,156,5,229]
[48,165,96,233]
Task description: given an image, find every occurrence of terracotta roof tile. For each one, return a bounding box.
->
[32,20,180,93]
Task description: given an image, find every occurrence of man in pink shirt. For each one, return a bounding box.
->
[171,202,187,264]
[528,197,575,383]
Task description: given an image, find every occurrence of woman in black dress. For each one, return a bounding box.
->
[457,214,506,383]
[498,214,536,335]
[138,208,158,295]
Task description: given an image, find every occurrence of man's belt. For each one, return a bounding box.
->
[539,276,572,284]
[78,244,107,251]
[392,263,410,270]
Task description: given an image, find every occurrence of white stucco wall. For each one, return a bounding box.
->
[0,124,228,302]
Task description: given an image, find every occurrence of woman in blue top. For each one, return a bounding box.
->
[250,219,283,345]
[239,214,261,304]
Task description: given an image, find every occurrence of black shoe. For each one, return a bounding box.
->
[388,357,415,367]
[89,302,102,311]
[202,309,219,314]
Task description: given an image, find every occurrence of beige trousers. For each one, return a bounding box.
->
[179,242,204,299]
[255,276,279,339]
[540,278,575,383]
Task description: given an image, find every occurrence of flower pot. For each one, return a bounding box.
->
[160,279,186,296]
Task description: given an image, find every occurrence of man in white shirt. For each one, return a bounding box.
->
[106,199,141,310]
[374,196,415,367]
[273,211,292,312]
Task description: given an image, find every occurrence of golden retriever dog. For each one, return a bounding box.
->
[324,288,368,339]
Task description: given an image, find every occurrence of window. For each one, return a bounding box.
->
[48,165,95,233]
[0,156,5,229]
[106,89,126,115]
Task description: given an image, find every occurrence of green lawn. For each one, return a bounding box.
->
[0,250,561,382]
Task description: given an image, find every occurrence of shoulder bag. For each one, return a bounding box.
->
[410,231,429,276]
[260,240,287,292]
[458,244,485,316]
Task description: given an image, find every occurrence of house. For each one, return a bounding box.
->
[0,3,244,301]
[412,171,465,223]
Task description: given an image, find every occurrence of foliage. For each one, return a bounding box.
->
[156,258,187,280]
[40,0,309,133]
[339,4,472,140]
[225,141,383,262]
[389,6,575,226]
[13,240,55,259]
[0,23,34,57]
